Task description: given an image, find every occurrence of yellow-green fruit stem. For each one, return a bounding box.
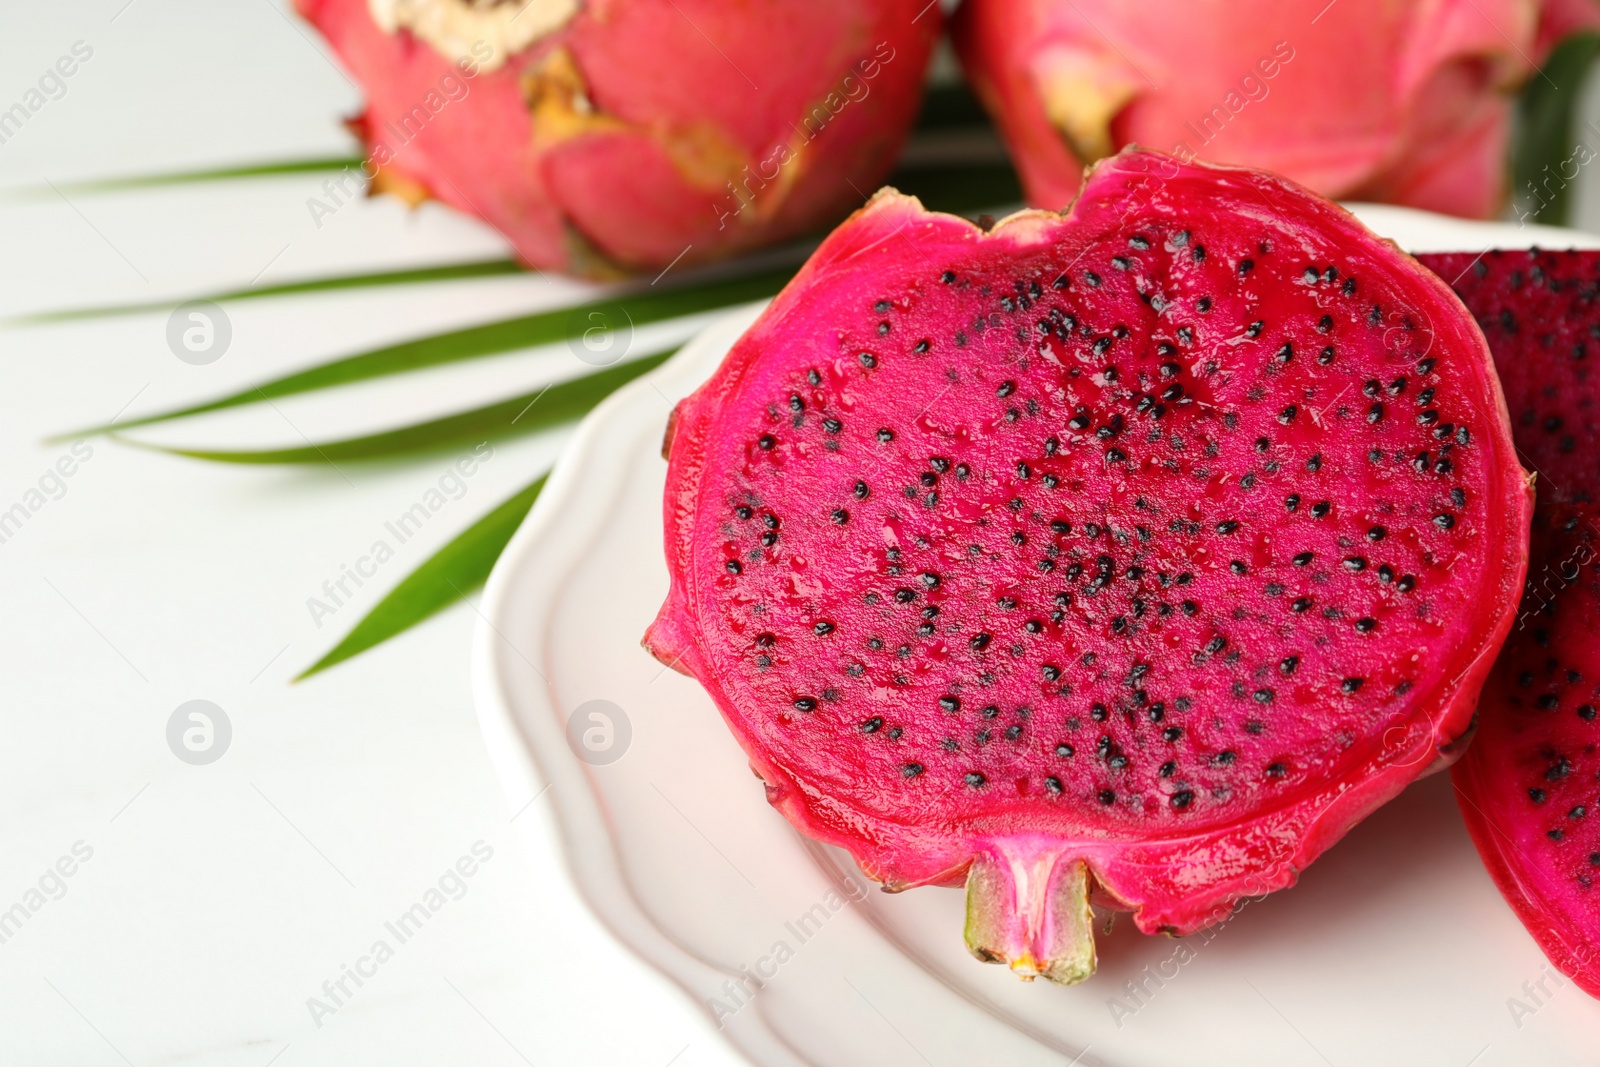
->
[963,843,1096,985]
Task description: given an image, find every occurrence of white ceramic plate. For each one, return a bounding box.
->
[474,205,1600,1067]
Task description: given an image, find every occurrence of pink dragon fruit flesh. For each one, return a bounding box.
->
[1418,250,1600,998]
[296,0,939,276]
[646,149,1532,983]
[1420,250,1600,503]
[1450,504,1600,998]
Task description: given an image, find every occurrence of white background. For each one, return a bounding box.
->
[7,4,1600,1066]
[0,2,753,1064]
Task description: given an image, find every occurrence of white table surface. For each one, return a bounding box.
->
[0,3,752,1064]
[9,5,1600,1067]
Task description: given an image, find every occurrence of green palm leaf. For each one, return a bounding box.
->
[43,74,1023,677]
[298,471,547,679]
[914,81,996,132]
[10,83,989,202]
[13,258,523,325]
[1,156,365,200]
[53,273,786,440]
[129,347,675,464]
[1514,32,1600,227]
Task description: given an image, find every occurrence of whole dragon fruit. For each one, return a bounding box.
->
[1419,250,1600,997]
[647,149,1531,982]
[296,0,939,275]
[951,0,1600,219]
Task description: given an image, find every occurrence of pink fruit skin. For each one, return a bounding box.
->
[296,0,939,275]
[952,0,1600,219]
[647,149,1532,940]
[1451,507,1600,998]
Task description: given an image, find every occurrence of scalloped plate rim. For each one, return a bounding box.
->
[471,203,1600,1067]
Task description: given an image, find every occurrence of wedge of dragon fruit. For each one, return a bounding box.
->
[1449,505,1600,997]
[647,149,1531,983]
[1419,249,1600,997]
[296,0,939,275]
[1420,250,1600,502]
